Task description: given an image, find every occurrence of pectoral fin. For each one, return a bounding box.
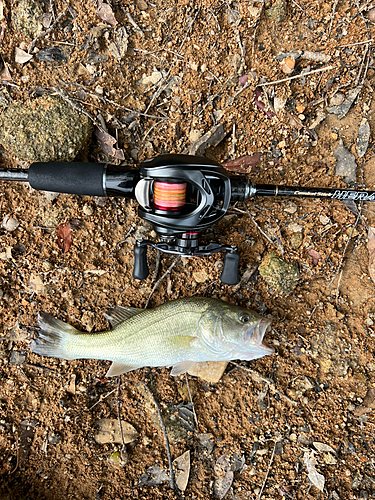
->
[170,361,197,376]
[106,361,143,377]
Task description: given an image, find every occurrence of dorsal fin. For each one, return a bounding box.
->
[104,305,143,329]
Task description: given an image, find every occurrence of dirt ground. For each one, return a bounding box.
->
[1,0,375,499]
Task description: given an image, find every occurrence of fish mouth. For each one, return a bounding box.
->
[252,318,274,353]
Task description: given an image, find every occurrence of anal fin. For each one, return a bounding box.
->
[106,361,143,377]
[170,361,197,376]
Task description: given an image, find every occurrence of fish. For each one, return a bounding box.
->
[29,297,274,377]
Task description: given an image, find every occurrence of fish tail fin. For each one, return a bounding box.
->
[30,313,81,360]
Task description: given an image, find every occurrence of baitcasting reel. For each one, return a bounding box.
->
[132,154,251,285]
[2,153,375,285]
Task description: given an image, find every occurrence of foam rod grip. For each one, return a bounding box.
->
[28,162,106,196]
[221,251,239,285]
[133,244,149,280]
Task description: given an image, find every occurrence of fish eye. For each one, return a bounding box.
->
[239,313,250,324]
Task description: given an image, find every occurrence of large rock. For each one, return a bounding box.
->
[12,0,44,38]
[0,95,92,162]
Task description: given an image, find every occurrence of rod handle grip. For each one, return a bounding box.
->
[221,250,239,285]
[28,162,106,196]
[133,243,149,280]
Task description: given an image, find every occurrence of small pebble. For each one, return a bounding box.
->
[137,0,148,10]
[2,215,19,232]
[319,215,330,225]
[329,92,345,107]
[279,57,295,74]
[368,8,375,22]
[83,204,94,216]
[10,350,27,366]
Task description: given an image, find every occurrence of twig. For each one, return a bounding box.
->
[109,223,137,256]
[28,10,68,53]
[88,384,126,410]
[230,361,298,406]
[122,9,144,37]
[145,257,180,308]
[328,0,339,38]
[355,44,369,87]
[258,440,277,500]
[340,39,374,48]
[116,376,128,461]
[259,65,337,87]
[152,249,161,282]
[238,204,279,249]
[59,79,168,120]
[51,87,100,126]
[144,8,199,115]
[251,1,265,65]
[140,382,175,491]
[184,373,199,430]
[290,0,304,11]
[327,213,360,287]
[351,0,374,21]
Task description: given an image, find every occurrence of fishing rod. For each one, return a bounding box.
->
[1,153,374,285]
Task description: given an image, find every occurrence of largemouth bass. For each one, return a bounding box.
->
[30,297,274,377]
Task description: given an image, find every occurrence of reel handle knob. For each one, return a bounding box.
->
[221,249,239,285]
[133,243,149,280]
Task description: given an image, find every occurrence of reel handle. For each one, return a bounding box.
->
[133,243,149,280]
[221,250,239,285]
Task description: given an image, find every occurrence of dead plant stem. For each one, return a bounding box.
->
[140,382,176,491]
[28,10,68,53]
[258,440,277,500]
[230,362,297,406]
[145,257,180,308]
[185,373,199,430]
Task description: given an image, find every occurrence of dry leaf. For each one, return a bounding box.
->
[28,274,45,294]
[223,153,262,173]
[354,388,375,416]
[239,74,248,86]
[0,54,11,81]
[188,361,228,383]
[356,118,370,158]
[304,451,325,492]
[66,374,76,395]
[214,452,245,499]
[94,419,139,444]
[96,1,118,26]
[95,127,125,160]
[254,88,276,119]
[313,442,336,454]
[108,26,128,60]
[15,47,33,64]
[173,450,190,491]
[334,138,357,184]
[368,227,375,283]
[327,86,361,120]
[137,465,170,487]
[56,222,73,253]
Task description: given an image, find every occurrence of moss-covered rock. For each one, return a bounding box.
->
[259,251,300,293]
[0,95,92,162]
[12,0,44,38]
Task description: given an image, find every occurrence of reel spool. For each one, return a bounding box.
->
[153,181,187,211]
[133,154,241,285]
